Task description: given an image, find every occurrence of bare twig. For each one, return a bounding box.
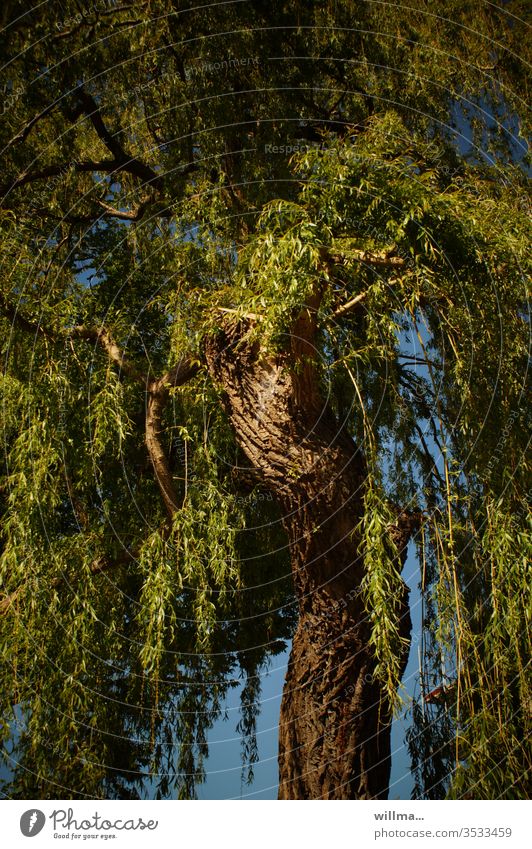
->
[96,195,155,221]
[7,100,59,147]
[332,290,368,319]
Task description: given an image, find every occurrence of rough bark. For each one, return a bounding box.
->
[205,315,412,800]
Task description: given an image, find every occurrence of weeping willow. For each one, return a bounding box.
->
[0,0,530,799]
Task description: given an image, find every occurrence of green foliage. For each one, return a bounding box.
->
[448,498,532,798]
[0,0,529,800]
[357,481,410,715]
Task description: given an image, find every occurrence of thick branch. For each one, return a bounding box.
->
[1,159,118,196]
[389,507,423,554]
[153,357,200,394]
[74,87,133,160]
[321,246,407,269]
[145,357,200,518]
[145,390,181,519]
[216,306,262,321]
[333,290,368,319]
[0,294,47,336]
[75,87,162,188]
[28,198,163,225]
[0,298,151,387]
[2,89,162,198]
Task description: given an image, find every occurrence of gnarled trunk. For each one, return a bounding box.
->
[206,318,411,799]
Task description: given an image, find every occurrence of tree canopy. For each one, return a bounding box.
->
[0,0,530,800]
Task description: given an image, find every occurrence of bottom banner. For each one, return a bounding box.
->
[2,799,530,849]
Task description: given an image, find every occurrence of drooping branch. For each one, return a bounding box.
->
[1,294,150,383]
[1,297,152,388]
[0,549,136,616]
[0,294,48,336]
[1,296,199,517]
[0,357,199,615]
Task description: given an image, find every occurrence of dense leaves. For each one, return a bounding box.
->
[0,1,530,799]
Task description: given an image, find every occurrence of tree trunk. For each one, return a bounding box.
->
[205,316,411,799]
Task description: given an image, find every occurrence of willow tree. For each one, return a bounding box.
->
[0,1,530,800]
